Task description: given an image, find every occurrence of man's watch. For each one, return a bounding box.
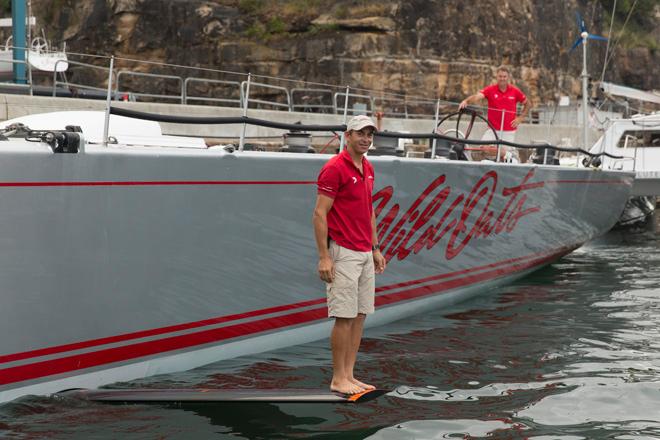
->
[372,244,380,251]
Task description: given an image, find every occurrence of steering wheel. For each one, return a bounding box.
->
[31,37,49,53]
[435,109,499,160]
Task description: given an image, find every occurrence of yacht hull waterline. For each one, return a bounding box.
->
[0,142,633,403]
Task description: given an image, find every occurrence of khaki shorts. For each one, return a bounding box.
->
[326,241,375,318]
[481,129,519,162]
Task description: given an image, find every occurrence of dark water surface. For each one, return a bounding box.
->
[2,232,660,439]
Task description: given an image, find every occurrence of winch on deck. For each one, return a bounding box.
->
[1,122,82,153]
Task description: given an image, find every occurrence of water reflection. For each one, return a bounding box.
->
[2,234,660,439]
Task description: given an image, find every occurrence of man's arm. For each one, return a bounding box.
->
[313,194,335,282]
[371,212,386,274]
[511,99,531,128]
[459,92,486,110]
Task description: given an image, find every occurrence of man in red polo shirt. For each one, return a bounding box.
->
[459,65,530,162]
[312,114,387,395]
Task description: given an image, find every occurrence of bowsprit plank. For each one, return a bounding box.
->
[58,388,389,404]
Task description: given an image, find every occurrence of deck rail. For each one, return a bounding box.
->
[116,70,184,103]
[183,78,242,106]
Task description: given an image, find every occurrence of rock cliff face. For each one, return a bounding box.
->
[32,0,659,108]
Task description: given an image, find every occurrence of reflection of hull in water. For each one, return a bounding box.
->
[0,112,634,404]
[614,196,656,230]
[0,49,67,80]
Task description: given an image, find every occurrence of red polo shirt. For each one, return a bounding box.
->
[480,84,527,131]
[317,149,375,252]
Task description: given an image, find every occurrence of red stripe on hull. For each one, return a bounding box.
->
[0,247,567,365]
[0,308,327,386]
[0,246,573,387]
[0,298,326,364]
[377,248,571,306]
[375,249,559,293]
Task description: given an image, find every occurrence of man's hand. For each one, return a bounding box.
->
[458,99,469,110]
[373,250,387,274]
[511,116,524,128]
[318,256,335,283]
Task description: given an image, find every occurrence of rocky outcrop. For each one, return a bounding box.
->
[31,0,660,108]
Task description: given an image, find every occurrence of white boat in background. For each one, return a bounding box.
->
[0,106,633,404]
[0,12,68,81]
[588,112,660,228]
[0,35,68,80]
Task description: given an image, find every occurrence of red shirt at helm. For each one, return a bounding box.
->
[480,83,527,131]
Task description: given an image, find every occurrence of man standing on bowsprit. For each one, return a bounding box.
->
[312,115,387,395]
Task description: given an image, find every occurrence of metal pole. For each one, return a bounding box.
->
[430,99,440,158]
[11,0,27,84]
[26,0,32,95]
[339,85,349,152]
[102,56,114,147]
[239,73,251,152]
[581,31,589,166]
[51,63,58,97]
[496,109,505,162]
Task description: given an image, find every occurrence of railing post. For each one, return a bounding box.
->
[339,86,349,152]
[180,76,184,105]
[496,109,504,162]
[52,64,57,97]
[103,56,114,148]
[239,73,251,152]
[430,99,440,158]
[26,46,33,95]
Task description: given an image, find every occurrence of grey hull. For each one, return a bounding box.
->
[0,144,633,403]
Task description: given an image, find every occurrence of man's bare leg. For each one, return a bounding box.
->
[345,314,375,390]
[330,317,363,394]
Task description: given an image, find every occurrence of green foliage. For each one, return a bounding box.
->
[238,0,265,14]
[43,0,68,27]
[308,23,340,35]
[0,0,9,15]
[266,17,286,34]
[283,0,321,15]
[244,22,266,39]
[599,0,657,27]
[598,0,657,48]
[334,5,349,19]
[244,17,287,41]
